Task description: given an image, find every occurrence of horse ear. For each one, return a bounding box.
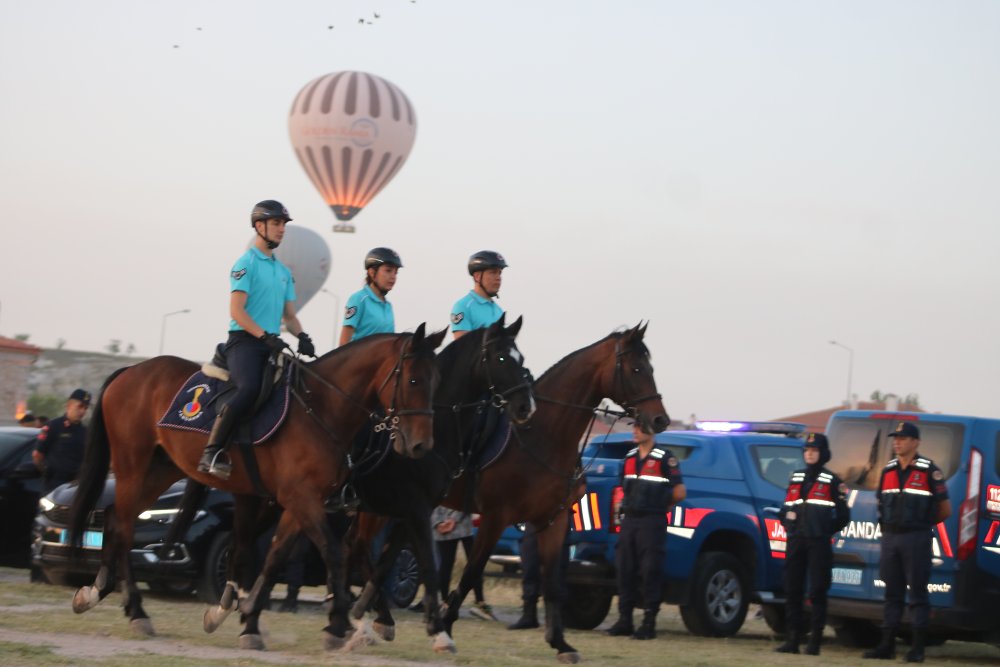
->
[637,321,648,339]
[487,314,505,337]
[410,322,427,349]
[506,315,523,338]
[427,327,448,350]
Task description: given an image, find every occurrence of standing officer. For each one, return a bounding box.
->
[774,433,850,655]
[198,200,316,479]
[864,421,950,662]
[450,250,506,339]
[606,422,686,640]
[32,389,90,494]
[339,247,401,346]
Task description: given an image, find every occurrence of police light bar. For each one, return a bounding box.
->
[694,421,806,436]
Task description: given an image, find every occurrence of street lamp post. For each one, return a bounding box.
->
[828,340,854,406]
[160,309,191,355]
[320,289,340,349]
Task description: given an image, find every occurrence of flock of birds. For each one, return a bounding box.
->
[172,4,417,49]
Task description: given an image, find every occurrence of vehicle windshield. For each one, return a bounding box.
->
[827,417,964,491]
[752,445,804,488]
[0,431,35,464]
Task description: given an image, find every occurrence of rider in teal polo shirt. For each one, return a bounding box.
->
[339,247,402,346]
[198,200,316,480]
[450,250,507,339]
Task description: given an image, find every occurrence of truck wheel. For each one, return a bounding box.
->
[197,531,230,604]
[760,603,787,636]
[563,584,613,630]
[679,552,749,637]
[382,545,419,609]
[148,579,196,597]
[830,616,881,648]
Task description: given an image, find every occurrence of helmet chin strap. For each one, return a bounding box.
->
[475,274,499,299]
[256,226,279,250]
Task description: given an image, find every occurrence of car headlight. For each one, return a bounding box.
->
[38,496,55,513]
[137,508,206,523]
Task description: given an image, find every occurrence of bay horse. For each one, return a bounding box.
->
[354,323,668,663]
[196,315,536,652]
[67,325,447,648]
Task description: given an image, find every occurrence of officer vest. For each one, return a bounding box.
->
[621,446,675,515]
[879,457,936,532]
[782,469,840,538]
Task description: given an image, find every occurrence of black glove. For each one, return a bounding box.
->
[260,333,290,354]
[297,332,316,357]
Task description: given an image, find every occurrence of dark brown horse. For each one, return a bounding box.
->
[67,326,446,648]
[197,316,536,652]
[351,323,668,663]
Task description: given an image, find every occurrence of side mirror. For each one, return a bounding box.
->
[8,462,40,480]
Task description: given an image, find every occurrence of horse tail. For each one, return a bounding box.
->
[68,366,130,548]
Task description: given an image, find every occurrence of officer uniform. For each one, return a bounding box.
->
[450,290,503,334]
[775,433,850,655]
[34,389,90,494]
[609,442,683,639]
[343,283,395,341]
[865,421,948,662]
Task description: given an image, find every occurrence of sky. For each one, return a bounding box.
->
[1,1,998,423]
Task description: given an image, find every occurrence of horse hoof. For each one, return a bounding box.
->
[129,618,155,637]
[557,651,582,664]
[432,631,456,654]
[239,634,265,651]
[343,626,376,652]
[72,586,99,613]
[323,630,346,651]
[373,622,395,642]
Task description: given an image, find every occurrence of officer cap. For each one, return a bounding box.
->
[68,388,91,406]
[364,247,403,270]
[887,421,920,439]
[468,250,508,275]
[250,200,292,226]
[804,432,831,466]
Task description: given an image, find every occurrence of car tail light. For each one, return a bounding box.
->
[471,513,481,528]
[957,448,982,561]
[610,486,624,534]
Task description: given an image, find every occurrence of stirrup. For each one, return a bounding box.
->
[199,448,232,480]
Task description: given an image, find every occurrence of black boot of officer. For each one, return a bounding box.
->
[632,609,657,640]
[774,630,801,654]
[197,405,238,480]
[508,599,539,630]
[606,610,634,636]
[805,630,822,656]
[862,627,896,659]
[905,630,925,663]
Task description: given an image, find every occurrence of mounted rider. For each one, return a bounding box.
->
[450,250,507,339]
[340,247,402,346]
[198,200,316,480]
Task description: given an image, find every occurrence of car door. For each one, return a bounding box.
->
[744,441,804,592]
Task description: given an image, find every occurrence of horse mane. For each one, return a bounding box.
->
[306,332,406,365]
[534,329,650,385]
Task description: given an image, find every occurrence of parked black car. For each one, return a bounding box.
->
[0,426,42,567]
[32,477,420,607]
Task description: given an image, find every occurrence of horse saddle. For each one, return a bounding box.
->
[157,349,292,446]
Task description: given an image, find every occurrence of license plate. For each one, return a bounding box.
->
[832,567,862,586]
[59,529,103,548]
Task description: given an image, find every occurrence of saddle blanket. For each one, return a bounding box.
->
[479,411,512,470]
[157,370,291,445]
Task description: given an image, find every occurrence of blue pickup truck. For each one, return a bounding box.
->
[492,421,808,636]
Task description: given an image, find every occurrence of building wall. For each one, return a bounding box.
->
[0,349,38,422]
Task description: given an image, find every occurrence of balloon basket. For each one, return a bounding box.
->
[333,224,356,234]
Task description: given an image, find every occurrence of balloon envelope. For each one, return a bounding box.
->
[247,226,331,312]
[288,71,417,233]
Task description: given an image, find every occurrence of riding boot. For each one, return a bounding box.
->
[862,628,896,659]
[198,405,236,480]
[279,586,299,613]
[632,609,657,640]
[507,599,539,630]
[774,630,800,654]
[606,611,634,636]
[804,632,821,656]
[904,630,925,663]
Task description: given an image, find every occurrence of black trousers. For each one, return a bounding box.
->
[615,514,666,613]
[436,536,483,602]
[784,536,833,635]
[880,530,932,630]
[519,522,570,604]
[223,332,270,418]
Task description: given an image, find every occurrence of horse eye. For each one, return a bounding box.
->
[498,355,506,363]
[409,378,418,385]
[633,367,641,373]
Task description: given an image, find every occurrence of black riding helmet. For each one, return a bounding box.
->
[250,200,292,226]
[467,250,507,275]
[364,247,403,270]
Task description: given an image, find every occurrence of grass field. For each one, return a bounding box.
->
[1,566,997,667]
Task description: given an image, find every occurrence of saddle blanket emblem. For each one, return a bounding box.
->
[157,370,291,445]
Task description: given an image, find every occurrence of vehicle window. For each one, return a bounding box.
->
[753,445,803,489]
[0,432,35,466]
[996,432,1000,478]
[827,419,886,491]
[914,421,963,479]
[659,445,693,462]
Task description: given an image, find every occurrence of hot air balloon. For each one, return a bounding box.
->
[247,225,331,312]
[288,71,417,233]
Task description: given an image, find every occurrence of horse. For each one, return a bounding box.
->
[67,325,447,649]
[353,322,669,663]
[194,315,536,652]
